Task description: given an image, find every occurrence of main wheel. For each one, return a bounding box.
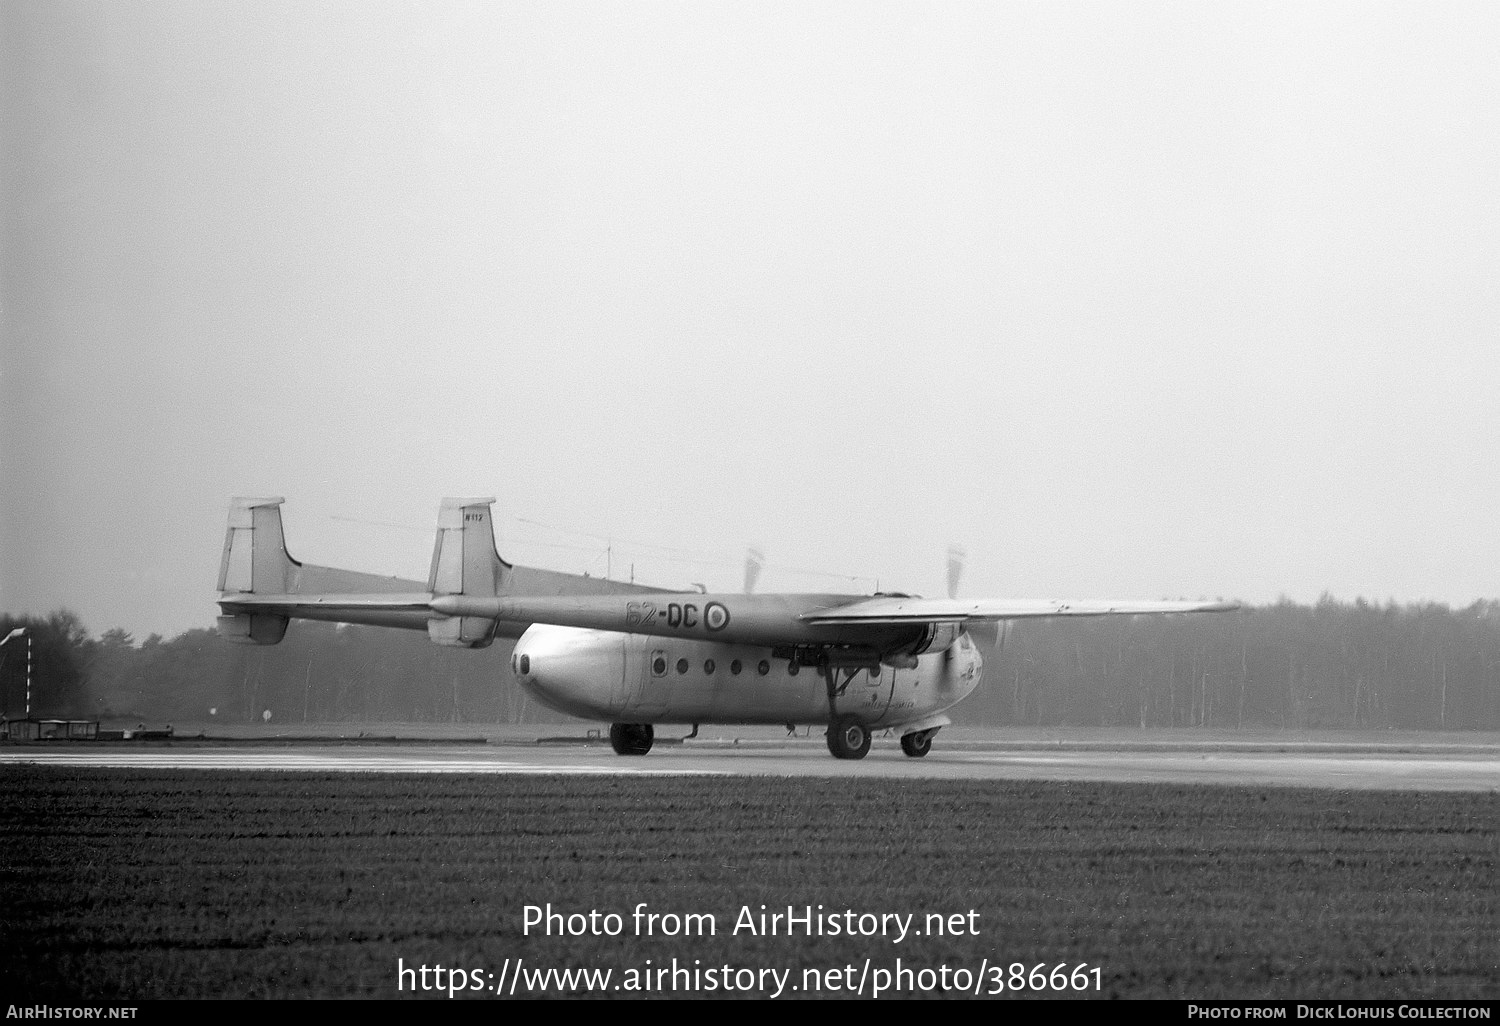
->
[900,730,933,758]
[825,716,871,760]
[609,722,654,756]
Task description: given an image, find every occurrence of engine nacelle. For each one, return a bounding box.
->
[900,621,963,658]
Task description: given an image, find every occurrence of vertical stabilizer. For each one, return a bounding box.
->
[426,497,504,647]
[216,497,296,644]
[218,497,298,593]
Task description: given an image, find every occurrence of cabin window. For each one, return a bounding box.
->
[519,654,530,675]
[704,659,716,674]
[730,659,742,675]
[787,662,799,676]
[757,660,770,676]
[676,658,689,675]
[652,654,667,676]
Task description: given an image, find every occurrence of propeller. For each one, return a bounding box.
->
[946,544,1006,652]
[941,545,966,665]
[744,547,764,595]
[946,544,965,600]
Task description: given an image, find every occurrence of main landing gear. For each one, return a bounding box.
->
[825,715,871,760]
[816,654,874,760]
[609,722,653,756]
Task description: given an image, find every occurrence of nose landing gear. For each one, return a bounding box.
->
[899,729,935,758]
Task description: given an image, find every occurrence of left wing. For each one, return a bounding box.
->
[800,596,1239,625]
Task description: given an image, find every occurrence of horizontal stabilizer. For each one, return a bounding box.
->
[220,593,435,613]
[216,591,439,638]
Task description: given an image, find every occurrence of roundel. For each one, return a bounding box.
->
[704,602,730,631]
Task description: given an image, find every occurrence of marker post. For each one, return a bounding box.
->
[1,628,28,719]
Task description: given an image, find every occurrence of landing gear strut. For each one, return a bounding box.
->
[609,722,654,756]
[817,656,871,760]
[826,715,871,760]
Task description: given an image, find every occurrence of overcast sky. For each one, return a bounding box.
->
[3,1,1498,641]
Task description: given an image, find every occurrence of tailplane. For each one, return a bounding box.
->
[216,495,668,647]
[216,497,430,645]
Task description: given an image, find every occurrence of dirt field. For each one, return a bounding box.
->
[2,767,1495,999]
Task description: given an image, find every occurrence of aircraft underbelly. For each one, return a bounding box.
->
[618,639,952,726]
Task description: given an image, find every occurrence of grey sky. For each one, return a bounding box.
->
[3,2,1498,641]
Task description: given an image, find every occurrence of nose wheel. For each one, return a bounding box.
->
[900,729,935,758]
[609,722,654,756]
[825,716,871,760]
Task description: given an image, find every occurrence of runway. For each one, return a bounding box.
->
[3,736,1497,790]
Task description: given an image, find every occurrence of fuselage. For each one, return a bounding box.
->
[510,623,984,727]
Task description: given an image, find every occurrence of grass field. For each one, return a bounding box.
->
[1,767,1495,1000]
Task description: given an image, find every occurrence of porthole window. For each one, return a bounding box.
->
[519,654,530,675]
[677,658,689,675]
[730,659,742,675]
[704,659,716,674]
[787,662,799,676]
[652,656,667,675]
[757,660,770,676]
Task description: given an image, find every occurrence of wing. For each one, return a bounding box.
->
[800,596,1239,625]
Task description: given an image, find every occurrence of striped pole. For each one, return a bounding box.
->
[0,628,26,721]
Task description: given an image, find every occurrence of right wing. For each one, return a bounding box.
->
[799,596,1240,625]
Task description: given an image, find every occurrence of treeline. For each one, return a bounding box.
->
[3,598,1498,728]
[0,614,538,726]
[959,598,1499,730]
